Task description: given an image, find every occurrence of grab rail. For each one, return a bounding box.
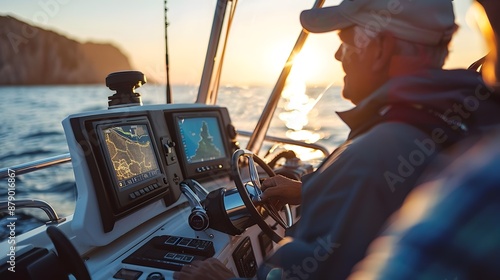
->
[237,130,330,157]
[0,153,71,179]
[0,130,329,180]
[0,199,66,224]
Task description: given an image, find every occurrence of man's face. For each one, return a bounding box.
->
[335,26,385,105]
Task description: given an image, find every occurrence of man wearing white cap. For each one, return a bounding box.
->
[348,1,500,279]
[174,1,500,279]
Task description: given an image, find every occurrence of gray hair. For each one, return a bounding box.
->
[353,25,451,68]
[393,38,450,68]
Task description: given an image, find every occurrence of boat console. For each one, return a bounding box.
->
[64,103,238,246]
[0,99,304,279]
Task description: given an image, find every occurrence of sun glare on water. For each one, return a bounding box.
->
[276,50,331,161]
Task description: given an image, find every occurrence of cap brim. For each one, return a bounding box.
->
[300,6,354,33]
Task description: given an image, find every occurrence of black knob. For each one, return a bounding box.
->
[189,209,210,231]
[227,124,237,139]
[106,70,146,108]
[146,272,165,280]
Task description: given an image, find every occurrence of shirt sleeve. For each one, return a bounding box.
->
[259,123,434,279]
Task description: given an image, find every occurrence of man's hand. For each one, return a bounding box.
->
[172,258,236,280]
[261,175,302,206]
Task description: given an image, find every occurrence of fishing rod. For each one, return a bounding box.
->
[164,0,173,103]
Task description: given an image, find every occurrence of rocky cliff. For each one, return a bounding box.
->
[0,15,133,85]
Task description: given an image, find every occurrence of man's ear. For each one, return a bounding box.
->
[372,32,396,71]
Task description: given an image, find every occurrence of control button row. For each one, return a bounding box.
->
[132,256,189,271]
[129,183,161,199]
[164,252,194,263]
[165,236,181,245]
[160,235,215,258]
[165,237,211,251]
[177,238,211,251]
[196,164,223,173]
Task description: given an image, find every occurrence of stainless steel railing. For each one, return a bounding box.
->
[0,153,71,179]
[0,199,66,224]
[0,130,328,225]
[237,130,330,157]
[0,131,329,180]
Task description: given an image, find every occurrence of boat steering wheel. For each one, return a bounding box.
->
[231,149,293,243]
[46,226,91,280]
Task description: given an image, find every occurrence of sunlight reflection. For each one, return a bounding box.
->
[279,52,331,135]
[276,52,334,161]
[278,76,320,138]
[282,144,325,163]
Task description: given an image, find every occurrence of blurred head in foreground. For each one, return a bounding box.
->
[474,0,500,88]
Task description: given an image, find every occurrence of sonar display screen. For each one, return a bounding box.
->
[100,124,161,189]
[177,117,226,164]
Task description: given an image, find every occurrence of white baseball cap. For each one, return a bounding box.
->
[300,0,457,45]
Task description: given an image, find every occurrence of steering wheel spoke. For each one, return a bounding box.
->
[262,203,292,229]
[232,149,293,243]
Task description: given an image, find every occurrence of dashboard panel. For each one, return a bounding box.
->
[63,104,237,246]
[56,104,290,279]
[0,103,304,280]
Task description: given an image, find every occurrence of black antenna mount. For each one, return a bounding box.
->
[106,71,146,109]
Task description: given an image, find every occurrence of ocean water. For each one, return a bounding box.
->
[0,84,353,239]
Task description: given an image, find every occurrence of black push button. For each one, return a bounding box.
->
[113,268,143,280]
[146,272,165,280]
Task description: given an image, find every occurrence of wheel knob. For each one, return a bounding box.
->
[189,209,210,231]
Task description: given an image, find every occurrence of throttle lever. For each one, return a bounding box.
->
[180,182,210,231]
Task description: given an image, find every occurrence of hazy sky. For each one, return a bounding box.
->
[2,0,486,86]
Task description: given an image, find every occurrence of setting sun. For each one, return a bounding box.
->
[289,47,325,82]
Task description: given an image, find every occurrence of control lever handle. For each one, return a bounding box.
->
[180,182,209,231]
[182,179,209,200]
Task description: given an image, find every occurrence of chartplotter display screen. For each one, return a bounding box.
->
[88,116,170,222]
[172,110,232,179]
[176,116,227,164]
[99,124,161,189]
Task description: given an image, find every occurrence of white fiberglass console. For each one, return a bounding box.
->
[63,104,238,246]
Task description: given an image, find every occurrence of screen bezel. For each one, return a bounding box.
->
[91,116,168,214]
[172,111,232,179]
[97,121,162,191]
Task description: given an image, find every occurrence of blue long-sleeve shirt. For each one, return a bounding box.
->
[259,69,500,279]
